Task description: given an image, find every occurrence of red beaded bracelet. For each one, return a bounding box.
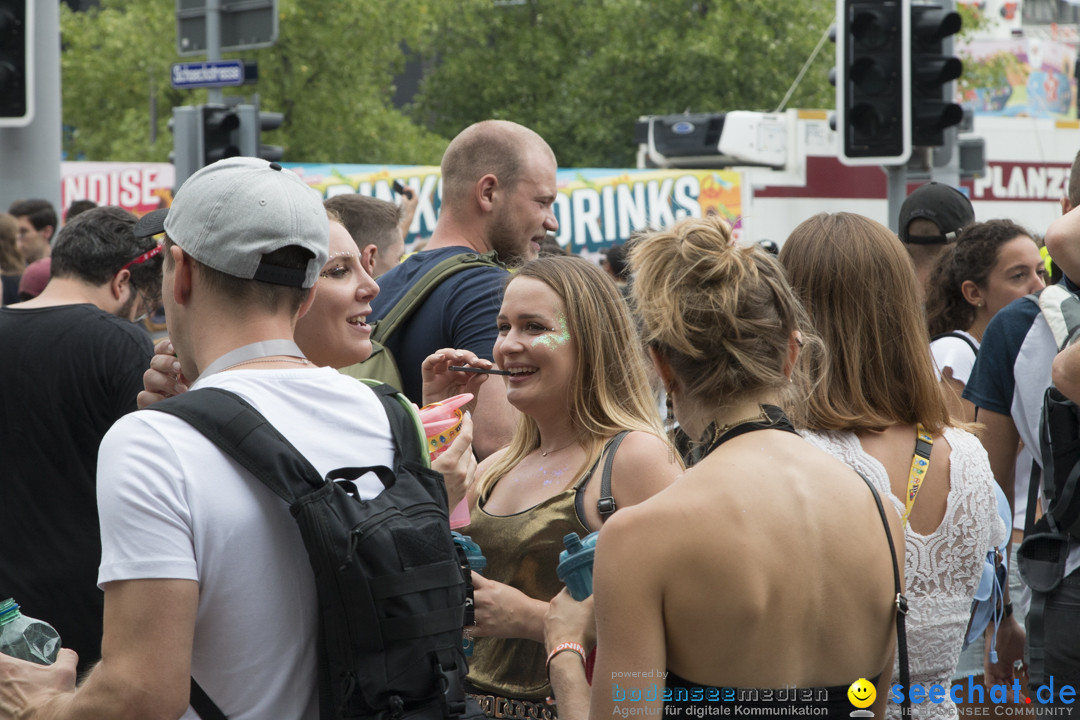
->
[545,641,586,677]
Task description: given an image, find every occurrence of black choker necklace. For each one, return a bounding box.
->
[694,404,797,463]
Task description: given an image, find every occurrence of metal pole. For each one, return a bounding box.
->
[932,0,961,187]
[887,165,908,234]
[206,0,222,105]
[149,67,157,145]
[0,1,61,213]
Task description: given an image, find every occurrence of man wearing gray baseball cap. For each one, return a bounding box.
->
[0,158,399,720]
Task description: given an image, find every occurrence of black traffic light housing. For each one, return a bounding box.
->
[834,0,911,166]
[909,4,963,147]
[0,0,31,126]
[237,103,284,162]
[200,104,241,165]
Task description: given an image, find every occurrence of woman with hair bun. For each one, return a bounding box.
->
[543,216,903,719]
[925,219,1046,423]
[780,212,1008,720]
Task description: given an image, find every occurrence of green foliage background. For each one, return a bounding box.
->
[61,0,834,168]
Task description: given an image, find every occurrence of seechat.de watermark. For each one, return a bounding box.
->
[891,675,1077,716]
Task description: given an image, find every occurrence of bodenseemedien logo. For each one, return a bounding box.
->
[890,675,1078,716]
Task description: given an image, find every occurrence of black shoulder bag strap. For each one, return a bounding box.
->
[855,470,910,718]
[190,679,227,720]
[152,383,422,720]
[596,431,630,518]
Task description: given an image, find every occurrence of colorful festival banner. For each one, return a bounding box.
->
[59,162,175,218]
[56,162,742,251]
[286,164,743,251]
[958,35,1078,118]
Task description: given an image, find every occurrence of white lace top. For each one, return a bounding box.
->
[799,427,1007,720]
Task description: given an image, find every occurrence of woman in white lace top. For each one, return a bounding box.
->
[779,213,1008,720]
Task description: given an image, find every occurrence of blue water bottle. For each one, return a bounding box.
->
[452,532,486,656]
[557,532,599,601]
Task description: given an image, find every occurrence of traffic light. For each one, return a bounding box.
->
[236,103,284,162]
[0,0,32,127]
[909,3,963,147]
[834,0,910,166]
[169,106,202,190]
[200,104,241,165]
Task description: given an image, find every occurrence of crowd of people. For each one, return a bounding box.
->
[0,120,1079,720]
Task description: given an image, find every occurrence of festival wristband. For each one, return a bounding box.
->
[545,641,586,678]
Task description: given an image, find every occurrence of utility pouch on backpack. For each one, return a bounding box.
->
[1018,517,1071,594]
[151,383,469,720]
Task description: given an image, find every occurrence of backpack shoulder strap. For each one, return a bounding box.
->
[930,331,978,356]
[373,251,504,345]
[359,379,431,469]
[148,387,323,505]
[1034,285,1080,351]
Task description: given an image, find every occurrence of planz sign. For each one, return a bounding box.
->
[971,161,1072,202]
[286,164,743,251]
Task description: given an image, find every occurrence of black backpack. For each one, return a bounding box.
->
[150,381,469,720]
[1023,288,1080,547]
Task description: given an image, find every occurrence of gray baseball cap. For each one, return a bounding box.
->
[134,157,329,288]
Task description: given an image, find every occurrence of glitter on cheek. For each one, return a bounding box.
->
[531,314,570,349]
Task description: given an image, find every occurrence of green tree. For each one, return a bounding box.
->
[61,0,181,161]
[409,0,835,167]
[61,0,833,167]
[61,0,448,164]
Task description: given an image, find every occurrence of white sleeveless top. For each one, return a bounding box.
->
[799,427,1007,720]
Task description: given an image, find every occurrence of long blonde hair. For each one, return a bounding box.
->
[779,212,952,434]
[476,256,668,500]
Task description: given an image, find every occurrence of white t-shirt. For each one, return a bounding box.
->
[97,367,396,720]
[930,330,979,384]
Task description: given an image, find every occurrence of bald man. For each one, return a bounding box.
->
[367,121,559,459]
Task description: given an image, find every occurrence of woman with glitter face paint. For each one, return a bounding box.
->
[439,255,683,718]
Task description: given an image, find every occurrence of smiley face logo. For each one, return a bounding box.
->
[847,678,876,709]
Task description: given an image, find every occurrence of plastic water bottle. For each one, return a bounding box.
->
[557,532,599,601]
[452,532,486,656]
[0,599,61,665]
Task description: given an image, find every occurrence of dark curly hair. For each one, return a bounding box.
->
[925,219,1036,338]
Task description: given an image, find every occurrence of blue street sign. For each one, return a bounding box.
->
[171,60,245,90]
